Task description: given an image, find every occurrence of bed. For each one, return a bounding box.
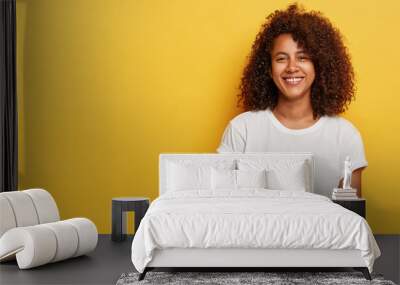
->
[131,153,380,281]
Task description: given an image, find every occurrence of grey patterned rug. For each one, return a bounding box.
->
[116,271,396,285]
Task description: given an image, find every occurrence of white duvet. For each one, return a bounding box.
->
[131,189,380,273]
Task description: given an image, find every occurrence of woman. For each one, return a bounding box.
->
[217,3,367,198]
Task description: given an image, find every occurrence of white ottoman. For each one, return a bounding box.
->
[0,189,98,269]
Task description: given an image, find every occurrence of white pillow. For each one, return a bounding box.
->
[266,165,306,191]
[211,168,236,189]
[237,169,268,188]
[238,159,309,191]
[211,168,268,190]
[167,162,212,191]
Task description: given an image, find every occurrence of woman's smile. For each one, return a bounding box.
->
[282,76,305,86]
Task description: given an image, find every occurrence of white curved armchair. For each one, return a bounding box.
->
[0,189,98,269]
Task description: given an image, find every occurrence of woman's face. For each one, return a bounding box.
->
[270,33,315,101]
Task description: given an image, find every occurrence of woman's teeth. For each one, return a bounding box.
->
[284,77,303,85]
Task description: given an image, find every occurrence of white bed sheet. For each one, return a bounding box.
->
[131,189,380,273]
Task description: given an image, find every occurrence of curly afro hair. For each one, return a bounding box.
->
[238,3,355,118]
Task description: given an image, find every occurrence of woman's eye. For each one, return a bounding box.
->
[299,56,309,61]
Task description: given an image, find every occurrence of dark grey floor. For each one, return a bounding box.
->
[374,235,400,284]
[0,235,135,285]
[0,235,399,285]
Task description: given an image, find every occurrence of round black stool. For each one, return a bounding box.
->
[111,197,149,242]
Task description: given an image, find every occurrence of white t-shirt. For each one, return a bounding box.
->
[216,109,368,197]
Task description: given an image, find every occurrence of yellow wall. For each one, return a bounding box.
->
[16,0,399,234]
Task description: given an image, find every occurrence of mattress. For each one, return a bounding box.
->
[131,189,380,273]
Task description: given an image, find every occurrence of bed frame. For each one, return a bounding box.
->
[138,153,371,280]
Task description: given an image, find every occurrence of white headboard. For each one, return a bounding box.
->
[159,152,314,195]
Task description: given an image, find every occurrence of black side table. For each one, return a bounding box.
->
[332,198,366,218]
[112,197,150,241]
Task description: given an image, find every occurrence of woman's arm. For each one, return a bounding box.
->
[338,168,364,197]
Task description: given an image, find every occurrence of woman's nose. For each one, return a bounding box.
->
[285,59,299,72]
